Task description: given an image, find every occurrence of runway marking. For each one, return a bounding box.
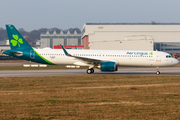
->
[72,83,180,89]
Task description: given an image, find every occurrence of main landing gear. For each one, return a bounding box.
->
[156,67,160,75]
[87,68,94,74]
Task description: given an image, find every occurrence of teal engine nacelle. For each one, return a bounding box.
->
[101,62,118,71]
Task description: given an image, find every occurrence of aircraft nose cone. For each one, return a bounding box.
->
[174,58,179,65]
[176,59,179,64]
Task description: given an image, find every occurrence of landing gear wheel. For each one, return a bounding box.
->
[156,67,160,75]
[87,69,92,74]
[156,71,160,75]
[90,68,94,73]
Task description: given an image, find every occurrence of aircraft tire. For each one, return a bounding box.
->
[156,71,160,75]
[87,69,92,74]
[90,68,94,73]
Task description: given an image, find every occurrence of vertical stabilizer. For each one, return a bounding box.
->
[6,25,32,50]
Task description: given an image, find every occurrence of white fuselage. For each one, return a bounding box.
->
[34,48,179,67]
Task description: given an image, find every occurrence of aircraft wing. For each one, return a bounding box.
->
[71,55,105,63]
[60,45,109,64]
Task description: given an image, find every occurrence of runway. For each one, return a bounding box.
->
[0,67,180,77]
[0,61,35,66]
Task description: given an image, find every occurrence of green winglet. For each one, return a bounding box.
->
[60,44,71,56]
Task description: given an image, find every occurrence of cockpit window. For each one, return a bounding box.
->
[166,55,172,58]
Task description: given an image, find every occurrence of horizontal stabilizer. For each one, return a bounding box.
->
[3,50,23,56]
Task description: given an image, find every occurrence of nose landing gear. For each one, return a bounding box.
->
[156,71,160,75]
[156,67,160,75]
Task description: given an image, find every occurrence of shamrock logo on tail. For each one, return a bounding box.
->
[10,35,23,47]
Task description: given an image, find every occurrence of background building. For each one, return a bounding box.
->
[0,40,10,52]
[82,23,180,54]
[54,45,84,49]
[41,30,82,48]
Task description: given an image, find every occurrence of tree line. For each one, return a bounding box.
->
[0,27,81,42]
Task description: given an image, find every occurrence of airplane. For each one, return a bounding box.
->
[2,24,179,75]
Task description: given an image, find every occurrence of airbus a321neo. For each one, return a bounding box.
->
[3,25,179,74]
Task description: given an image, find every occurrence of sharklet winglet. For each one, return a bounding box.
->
[60,44,71,56]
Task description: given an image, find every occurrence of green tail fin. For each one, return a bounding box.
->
[6,25,32,50]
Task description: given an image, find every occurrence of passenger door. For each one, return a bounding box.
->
[156,52,161,63]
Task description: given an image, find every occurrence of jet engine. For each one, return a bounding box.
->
[101,62,118,71]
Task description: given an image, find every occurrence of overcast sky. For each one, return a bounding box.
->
[0,0,180,31]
